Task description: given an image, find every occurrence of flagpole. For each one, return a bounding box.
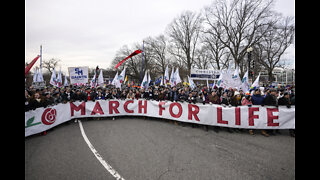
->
[40,45,42,70]
[95,66,99,87]
[141,40,144,83]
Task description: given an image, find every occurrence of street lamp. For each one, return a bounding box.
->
[247,47,253,82]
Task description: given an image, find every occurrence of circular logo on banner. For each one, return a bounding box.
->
[41,108,57,125]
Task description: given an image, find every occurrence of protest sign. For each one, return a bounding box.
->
[68,67,89,85]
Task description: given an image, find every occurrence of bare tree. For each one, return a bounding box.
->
[42,58,61,73]
[255,15,295,83]
[201,24,230,70]
[144,35,169,77]
[204,0,276,75]
[166,10,203,75]
[193,45,211,69]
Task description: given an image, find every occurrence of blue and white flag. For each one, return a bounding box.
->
[169,67,175,86]
[240,70,249,92]
[188,76,196,90]
[50,68,57,87]
[140,71,148,89]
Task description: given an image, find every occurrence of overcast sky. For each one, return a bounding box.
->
[25,0,294,74]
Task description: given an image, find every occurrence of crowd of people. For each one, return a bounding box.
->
[25,83,295,137]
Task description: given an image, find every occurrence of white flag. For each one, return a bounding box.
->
[64,75,69,87]
[164,65,169,87]
[38,68,44,82]
[251,73,261,90]
[175,67,182,85]
[119,67,126,83]
[111,72,118,85]
[50,68,57,87]
[115,77,122,90]
[33,68,38,83]
[97,69,104,86]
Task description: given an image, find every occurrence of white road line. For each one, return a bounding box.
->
[78,120,125,180]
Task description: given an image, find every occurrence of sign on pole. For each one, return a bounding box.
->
[68,67,89,85]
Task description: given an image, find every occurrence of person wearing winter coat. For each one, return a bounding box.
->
[241,93,253,106]
[220,92,230,106]
[29,92,45,110]
[208,91,220,104]
[43,92,55,108]
[251,89,265,105]
[278,92,295,137]
[263,89,278,106]
[230,91,242,106]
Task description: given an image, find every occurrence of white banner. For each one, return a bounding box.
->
[68,67,89,85]
[25,100,295,137]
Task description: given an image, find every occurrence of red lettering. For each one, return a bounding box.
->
[248,107,259,126]
[159,102,165,116]
[188,104,199,121]
[70,102,86,116]
[138,100,147,114]
[235,107,240,125]
[109,101,120,114]
[124,100,134,113]
[217,107,228,124]
[169,102,182,118]
[91,101,104,115]
[267,108,279,126]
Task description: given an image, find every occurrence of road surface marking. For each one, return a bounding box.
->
[78,120,125,180]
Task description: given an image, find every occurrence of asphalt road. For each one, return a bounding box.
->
[25,117,295,180]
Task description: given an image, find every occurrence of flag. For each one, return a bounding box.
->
[174,68,182,85]
[97,69,104,86]
[240,70,249,92]
[164,65,169,87]
[111,72,118,85]
[115,50,142,69]
[169,67,175,86]
[160,76,164,86]
[64,75,69,87]
[33,68,38,83]
[217,71,225,88]
[37,68,44,82]
[124,75,128,83]
[251,73,261,90]
[232,66,242,89]
[115,77,122,90]
[90,70,97,88]
[49,68,57,87]
[57,69,63,87]
[25,55,40,77]
[119,67,126,83]
[140,71,148,89]
[188,76,196,90]
[147,71,151,86]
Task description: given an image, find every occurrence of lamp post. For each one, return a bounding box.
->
[247,47,253,83]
